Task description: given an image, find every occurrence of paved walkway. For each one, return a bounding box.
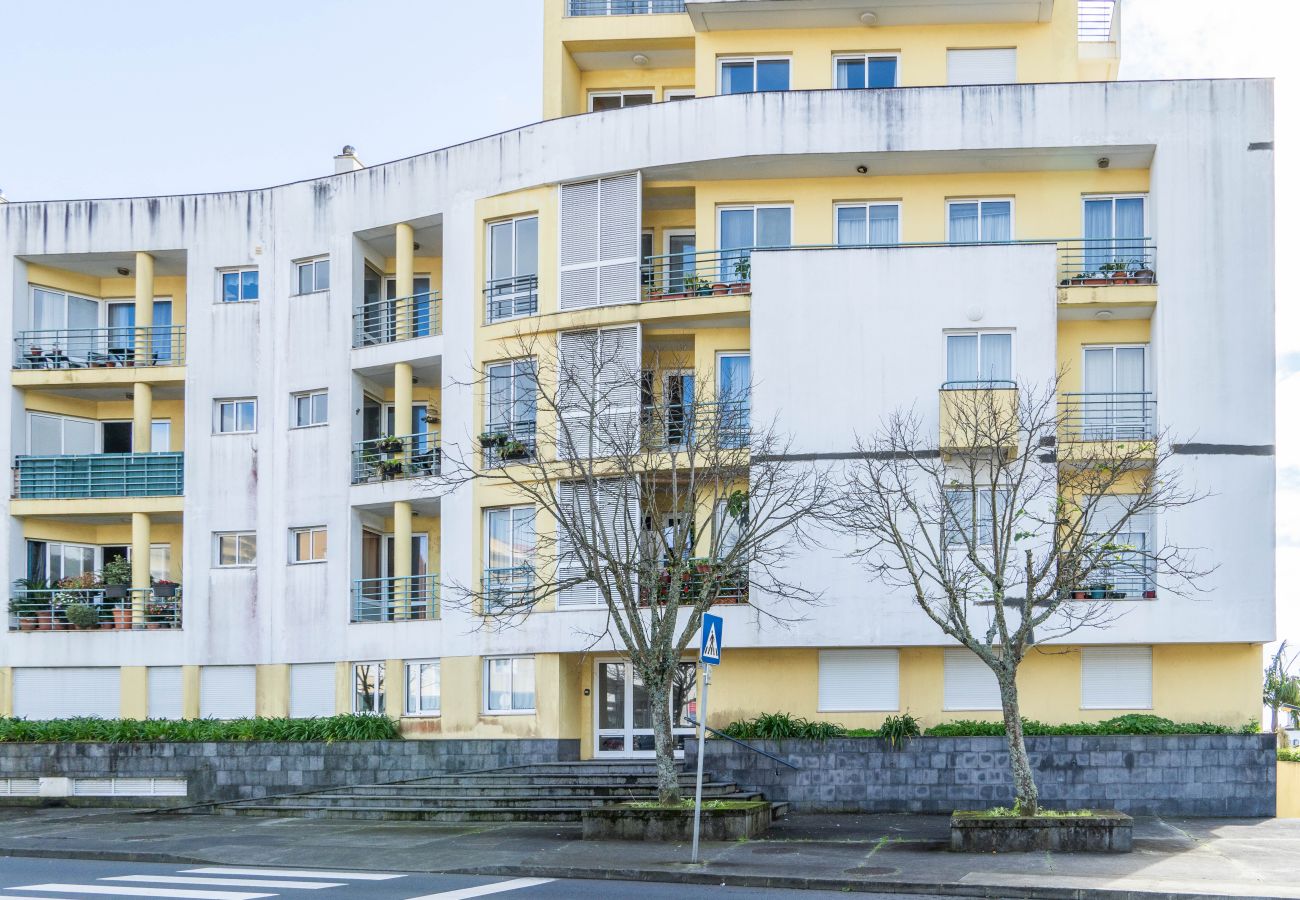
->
[0,808,1297,899]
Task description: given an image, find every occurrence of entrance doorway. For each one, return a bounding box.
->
[594,660,697,757]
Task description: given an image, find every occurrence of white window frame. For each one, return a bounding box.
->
[482,505,536,612]
[28,285,99,331]
[483,656,537,715]
[664,89,695,101]
[945,198,1016,242]
[716,204,794,250]
[486,214,540,322]
[291,389,329,429]
[352,661,386,715]
[944,329,1014,386]
[404,659,441,717]
[218,267,259,303]
[831,53,901,89]
[26,412,99,455]
[214,398,257,435]
[1079,193,1148,235]
[717,55,791,95]
[213,532,257,568]
[587,90,654,111]
[290,526,328,564]
[832,201,903,246]
[293,256,331,295]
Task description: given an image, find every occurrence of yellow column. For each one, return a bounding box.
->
[133,251,154,366]
[0,667,12,717]
[386,658,405,722]
[395,223,415,340]
[120,667,148,719]
[181,665,201,719]
[394,361,414,447]
[131,512,151,625]
[133,383,153,452]
[394,501,413,619]
[335,661,352,714]
[256,664,290,718]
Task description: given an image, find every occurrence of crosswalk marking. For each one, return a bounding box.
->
[105,875,345,889]
[183,867,403,881]
[401,878,555,900]
[7,885,275,900]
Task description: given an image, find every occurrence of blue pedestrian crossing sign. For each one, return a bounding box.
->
[700,613,723,666]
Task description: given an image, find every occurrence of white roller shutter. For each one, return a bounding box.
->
[818,649,899,712]
[1081,646,1152,709]
[290,663,337,718]
[147,667,183,719]
[558,325,641,458]
[200,665,256,719]
[557,479,639,608]
[560,173,641,310]
[946,49,1017,85]
[13,668,120,719]
[943,649,1002,710]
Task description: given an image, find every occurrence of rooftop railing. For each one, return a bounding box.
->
[351,575,438,622]
[1058,238,1155,285]
[567,0,685,14]
[351,433,440,484]
[13,453,184,500]
[1078,0,1118,41]
[484,275,539,324]
[14,326,186,370]
[353,292,442,348]
[1060,392,1155,442]
[8,587,181,631]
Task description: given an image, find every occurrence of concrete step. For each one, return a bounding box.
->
[321,782,743,799]
[214,804,590,823]
[228,790,763,811]
[491,762,684,776]
[400,773,697,787]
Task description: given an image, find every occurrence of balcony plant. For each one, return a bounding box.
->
[479,431,509,448]
[7,593,40,631]
[63,601,100,631]
[1100,260,1137,285]
[12,578,51,630]
[731,258,752,294]
[374,435,404,455]
[152,579,179,599]
[684,274,713,297]
[100,554,131,600]
[498,439,530,461]
[378,458,405,480]
[145,599,174,629]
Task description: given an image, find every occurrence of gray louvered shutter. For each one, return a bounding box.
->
[596,325,641,454]
[946,49,1017,85]
[557,478,639,608]
[560,173,641,310]
[558,329,599,459]
[560,180,600,310]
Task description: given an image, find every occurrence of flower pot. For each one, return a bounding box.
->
[1084,278,1110,286]
[112,607,133,630]
[730,281,751,294]
[147,622,161,630]
[36,610,52,631]
[1143,589,1156,599]
[18,617,36,632]
[712,284,730,296]
[659,291,686,301]
[1072,590,1088,600]
[1107,591,1127,600]
[103,584,129,600]
[1088,588,1106,600]
[153,584,178,599]
[1134,270,1155,284]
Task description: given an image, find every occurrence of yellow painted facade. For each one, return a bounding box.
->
[1279,761,1300,819]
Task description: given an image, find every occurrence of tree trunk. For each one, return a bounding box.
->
[649,674,682,805]
[998,669,1039,816]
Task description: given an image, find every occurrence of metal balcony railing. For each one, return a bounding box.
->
[1067,566,1154,600]
[641,249,755,302]
[483,565,534,612]
[484,275,539,324]
[1060,392,1155,442]
[941,380,1017,391]
[15,326,186,370]
[353,292,442,347]
[480,421,537,468]
[567,0,685,14]
[641,560,748,606]
[351,433,441,484]
[13,453,184,499]
[641,400,750,450]
[8,587,182,631]
[351,575,438,622]
[1058,238,1155,284]
[1078,0,1118,41]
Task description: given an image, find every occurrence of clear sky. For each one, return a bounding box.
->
[0,0,1294,649]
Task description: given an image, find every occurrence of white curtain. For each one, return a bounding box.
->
[979,333,1012,382]
[756,207,791,247]
[980,202,1011,242]
[948,203,979,242]
[837,207,867,245]
[1115,197,1145,264]
[946,334,979,383]
[869,204,899,244]
[1083,199,1113,271]
[1114,347,1146,393]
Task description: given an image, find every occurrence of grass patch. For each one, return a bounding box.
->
[954,806,1097,819]
[618,799,766,811]
[0,714,401,743]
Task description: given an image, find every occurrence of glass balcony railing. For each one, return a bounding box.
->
[13,453,184,499]
[8,587,182,632]
[1060,392,1156,442]
[351,575,438,622]
[484,275,539,324]
[14,326,185,370]
[351,434,441,484]
[567,0,685,14]
[352,292,442,348]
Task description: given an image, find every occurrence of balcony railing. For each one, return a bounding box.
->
[353,292,442,347]
[1067,567,1154,600]
[483,566,534,613]
[641,560,748,606]
[351,575,438,622]
[641,250,754,302]
[8,587,182,631]
[641,400,750,450]
[481,421,537,468]
[14,326,186,370]
[1078,0,1118,41]
[484,275,539,324]
[567,0,685,14]
[1060,392,1155,442]
[1058,238,1155,285]
[13,453,184,499]
[351,433,440,484]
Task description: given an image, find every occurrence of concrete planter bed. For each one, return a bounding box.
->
[582,801,772,841]
[950,810,1132,853]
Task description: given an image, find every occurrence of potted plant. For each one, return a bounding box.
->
[64,602,100,631]
[684,274,713,297]
[1132,260,1155,284]
[145,599,172,629]
[101,555,131,601]
[374,435,404,455]
[1071,588,1089,600]
[378,458,405,480]
[153,579,179,599]
[731,258,752,293]
[1142,588,1157,599]
[53,573,97,629]
[7,594,39,631]
[13,578,51,630]
[1086,583,1108,600]
[499,439,530,461]
[424,410,440,426]
[479,431,508,448]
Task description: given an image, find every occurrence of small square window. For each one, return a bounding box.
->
[215,399,256,434]
[292,526,327,563]
[220,269,259,303]
[353,662,385,714]
[295,257,330,294]
[484,656,536,713]
[215,532,257,567]
[292,389,328,428]
[405,660,441,716]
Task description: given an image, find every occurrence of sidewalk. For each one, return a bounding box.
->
[0,807,1297,900]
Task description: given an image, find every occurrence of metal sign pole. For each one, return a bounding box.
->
[690,661,711,864]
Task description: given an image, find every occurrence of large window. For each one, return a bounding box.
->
[719,57,789,94]
[945,331,1012,386]
[214,399,257,434]
[1087,495,1154,596]
[483,506,536,610]
[31,286,98,332]
[353,662,385,714]
[486,359,538,464]
[405,660,441,716]
[487,215,539,322]
[834,54,899,89]
[947,199,1012,243]
[942,487,1010,548]
[292,389,328,428]
[834,202,900,246]
[220,269,259,303]
[484,656,536,713]
[294,257,330,295]
[718,205,791,284]
[1083,195,1147,272]
[291,526,328,564]
[214,532,257,568]
[27,413,96,456]
[589,91,653,111]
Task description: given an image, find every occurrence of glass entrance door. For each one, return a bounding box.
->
[595,660,697,757]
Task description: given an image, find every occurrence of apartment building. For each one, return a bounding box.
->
[0,0,1274,758]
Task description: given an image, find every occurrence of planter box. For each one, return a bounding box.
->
[950,810,1132,853]
[582,801,771,841]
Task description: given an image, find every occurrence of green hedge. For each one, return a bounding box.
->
[718,712,1253,740]
[0,715,401,743]
[1279,747,1300,763]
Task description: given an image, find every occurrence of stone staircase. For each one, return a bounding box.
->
[207,760,784,823]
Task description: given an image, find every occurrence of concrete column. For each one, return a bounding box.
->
[385,657,405,722]
[131,512,151,625]
[335,661,352,715]
[120,667,148,719]
[133,251,154,365]
[132,383,153,452]
[393,501,413,619]
[395,223,415,340]
[0,667,12,717]
[256,664,290,718]
[394,362,414,438]
[181,665,201,719]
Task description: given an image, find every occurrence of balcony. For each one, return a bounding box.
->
[939,381,1020,456]
[641,400,750,451]
[484,275,539,324]
[567,0,684,14]
[481,421,537,468]
[14,327,185,370]
[353,292,442,348]
[352,434,441,484]
[8,587,182,632]
[1057,238,1156,315]
[13,453,184,500]
[1060,392,1155,442]
[640,560,748,606]
[351,575,438,622]
[483,566,534,613]
[1078,0,1119,42]
[641,249,752,302]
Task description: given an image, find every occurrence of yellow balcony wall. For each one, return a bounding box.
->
[939,386,1019,456]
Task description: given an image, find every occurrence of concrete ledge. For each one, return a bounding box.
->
[950,811,1133,853]
[582,802,771,841]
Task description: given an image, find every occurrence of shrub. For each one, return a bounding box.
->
[1279,747,1300,763]
[719,712,847,740]
[880,713,921,749]
[0,714,401,743]
[925,715,1239,737]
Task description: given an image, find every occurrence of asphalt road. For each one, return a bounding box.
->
[0,857,947,899]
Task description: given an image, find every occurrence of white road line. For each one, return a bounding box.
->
[183,867,403,881]
[6,885,275,900]
[401,878,555,900]
[106,875,344,889]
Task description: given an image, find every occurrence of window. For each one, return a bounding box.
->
[713,496,749,560]
[1082,195,1148,272]
[1081,345,1151,440]
[943,648,1001,710]
[292,389,328,428]
[405,660,441,716]
[717,352,751,447]
[718,205,791,284]
[664,89,695,101]
[589,91,653,111]
[483,506,536,610]
[214,399,256,434]
[486,359,538,464]
[818,649,899,711]
[486,215,539,321]
[947,199,1012,242]
[31,286,98,333]
[484,656,536,713]
[834,54,899,89]
[834,202,900,246]
[946,48,1016,85]
[1087,496,1154,595]
[942,487,1009,548]
[353,662,385,714]
[214,532,257,568]
[1081,646,1152,709]
[945,331,1012,386]
[719,57,790,94]
[294,257,330,295]
[291,526,328,563]
[220,268,259,303]
[28,413,96,456]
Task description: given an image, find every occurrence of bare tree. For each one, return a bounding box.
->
[445,329,830,804]
[830,378,1206,815]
